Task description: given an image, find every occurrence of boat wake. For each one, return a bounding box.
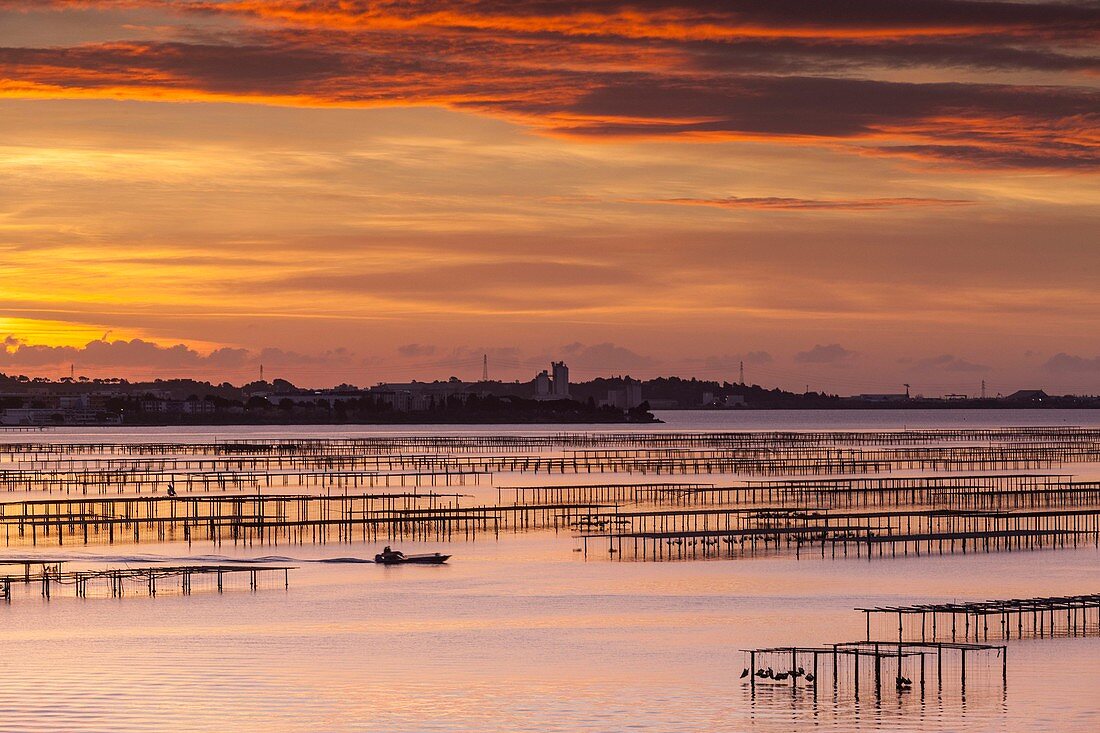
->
[0,552,375,565]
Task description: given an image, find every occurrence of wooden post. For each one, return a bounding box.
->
[833,645,839,696]
[854,651,860,700]
[961,649,967,695]
[812,651,819,699]
[874,645,881,698]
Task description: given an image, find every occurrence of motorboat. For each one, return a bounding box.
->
[374,550,451,565]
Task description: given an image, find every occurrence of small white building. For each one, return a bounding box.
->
[604,378,643,409]
[535,370,552,397]
[533,362,570,400]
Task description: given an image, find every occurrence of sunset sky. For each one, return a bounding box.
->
[1,0,1098,394]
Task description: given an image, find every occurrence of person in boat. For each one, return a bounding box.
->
[381,546,405,561]
[166,482,177,497]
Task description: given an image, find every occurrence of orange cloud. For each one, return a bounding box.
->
[0,1,1097,168]
[192,1,1100,42]
[1,2,1098,392]
[645,196,975,211]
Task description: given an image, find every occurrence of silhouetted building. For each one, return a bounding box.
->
[856,393,910,402]
[535,370,552,397]
[369,380,475,411]
[552,361,570,398]
[604,377,642,409]
[1005,389,1049,403]
[533,362,569,400]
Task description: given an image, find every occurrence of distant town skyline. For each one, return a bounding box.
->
[0,339,1096,398]
[1,1,1097,395]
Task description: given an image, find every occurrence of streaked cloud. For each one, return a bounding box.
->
[648,196,975,211]
[1,1,1097,168]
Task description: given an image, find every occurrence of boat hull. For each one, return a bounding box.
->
[374,553,451,565]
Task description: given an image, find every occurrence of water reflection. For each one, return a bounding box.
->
[746,679,1009,732]
[0,416,1099,731]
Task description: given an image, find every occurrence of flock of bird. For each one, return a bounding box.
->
[750,510,826,519]
[740,666,816,684]
[663,536,777,547]
[739,667,914,690]
[658,531,877,549]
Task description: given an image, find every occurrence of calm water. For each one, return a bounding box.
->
[1,411,1098,732]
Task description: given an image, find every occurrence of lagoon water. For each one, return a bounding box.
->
[1,411,1099,732]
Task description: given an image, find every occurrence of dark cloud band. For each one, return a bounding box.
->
[0,0,1097,168]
